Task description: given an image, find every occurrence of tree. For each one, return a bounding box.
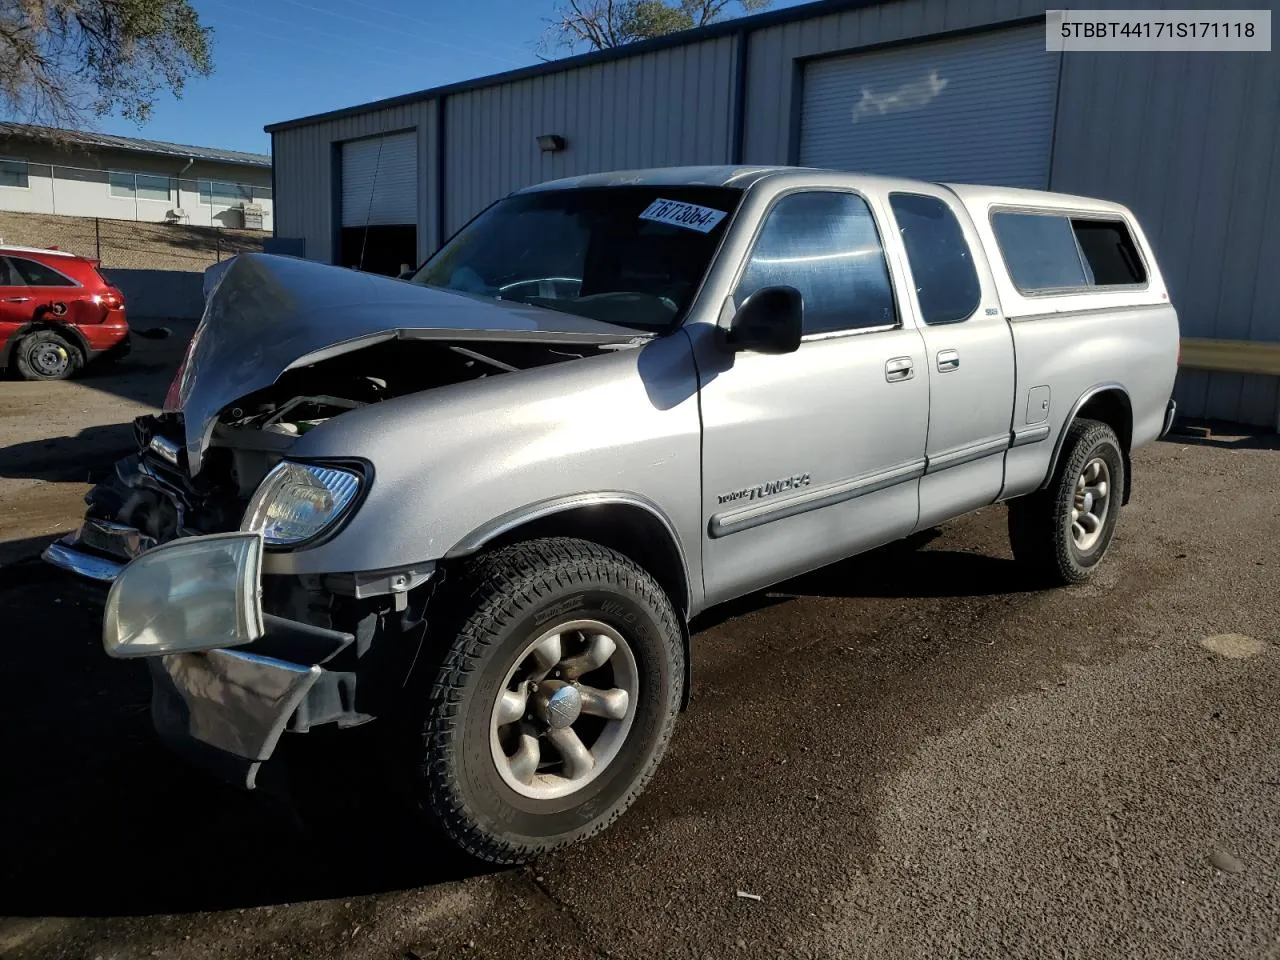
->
[541,0,771,56]
[0,0,212,130]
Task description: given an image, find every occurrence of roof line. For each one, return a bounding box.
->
[0,122,270,167]
[265,0,881,134]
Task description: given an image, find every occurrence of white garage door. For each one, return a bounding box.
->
[341,131,417,227]
[799,25,1060,189]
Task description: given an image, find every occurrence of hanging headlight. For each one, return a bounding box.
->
[242,461,364,546]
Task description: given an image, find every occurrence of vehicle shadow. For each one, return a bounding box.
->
[2,528,1034,919]
[693,526,1039,632]
[0,423,136,482]
[0,566,494,919]
[1167,420,1280,451]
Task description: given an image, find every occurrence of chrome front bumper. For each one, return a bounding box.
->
[42,539,124,582]
[42,515,159,582]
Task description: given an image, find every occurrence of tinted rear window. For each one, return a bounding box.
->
[889,192,981,325]
[9,256,77,286]
[992,210,1147,293]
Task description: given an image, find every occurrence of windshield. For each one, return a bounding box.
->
[409,185,743,332]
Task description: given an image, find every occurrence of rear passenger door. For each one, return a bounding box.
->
[6,255,89,323]
[885,189,1015,530]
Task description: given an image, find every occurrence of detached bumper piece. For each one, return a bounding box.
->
[1161,398,1178,438]
[103,531,361,789]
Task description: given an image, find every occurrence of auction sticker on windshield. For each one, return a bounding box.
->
[639,198,728,233]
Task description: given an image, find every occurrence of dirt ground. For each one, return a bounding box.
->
[0,211,264,273]
[1,341,1278,960]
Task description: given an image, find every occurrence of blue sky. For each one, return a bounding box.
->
[89,0,809,157]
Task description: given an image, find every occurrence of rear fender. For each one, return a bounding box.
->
[2,319,91,367]
[1040,383,1134,503]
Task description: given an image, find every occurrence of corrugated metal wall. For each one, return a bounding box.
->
[742,0,1046,165]
[443,36,737,234]
[1050,43,1280,426]
[271,99,437,264]
[798,24,1058,188]
[269,0,1279,426]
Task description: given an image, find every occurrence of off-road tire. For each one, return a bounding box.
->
[13,329,83,381]
[1008,418,1125,585]
[404,537,684,864]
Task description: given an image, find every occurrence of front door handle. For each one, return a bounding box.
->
[937,349,960,372]
[2,296,31,303]
[885,356,914,382]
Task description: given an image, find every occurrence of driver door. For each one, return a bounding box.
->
[696,189,930,606]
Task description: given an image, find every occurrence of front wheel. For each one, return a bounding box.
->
[404,537,684,864]
[1008,418,1125,585]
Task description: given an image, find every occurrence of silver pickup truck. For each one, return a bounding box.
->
[46,165,1179,863]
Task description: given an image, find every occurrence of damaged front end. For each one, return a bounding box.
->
[45,408,434,788]
[43,252,646,789]
[44,412,242,579]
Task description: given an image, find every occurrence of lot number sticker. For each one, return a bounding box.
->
[639,198,728,233]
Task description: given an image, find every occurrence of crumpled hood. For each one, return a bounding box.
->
[175,253,650,474]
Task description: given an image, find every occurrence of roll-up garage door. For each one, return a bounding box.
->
[799,25,1060,189]
[341,131,417,227]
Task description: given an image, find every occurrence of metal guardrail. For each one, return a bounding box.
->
[1180,338,1280,377]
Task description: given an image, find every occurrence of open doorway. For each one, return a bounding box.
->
[339,224,417,276]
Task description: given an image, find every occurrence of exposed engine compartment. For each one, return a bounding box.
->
[218,336,598,437]
[81,337,604,556]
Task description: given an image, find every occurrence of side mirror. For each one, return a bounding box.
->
[726,285,803,355]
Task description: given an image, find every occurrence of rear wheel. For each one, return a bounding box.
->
[403,537,684,864]
[1008,418,1125,585]
[14,330,82,381]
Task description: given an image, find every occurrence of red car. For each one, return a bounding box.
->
[0,245,130,381]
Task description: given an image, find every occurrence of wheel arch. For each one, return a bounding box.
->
[4,320,90,368]
[445,493,694,708]
[1041,383,1134,504]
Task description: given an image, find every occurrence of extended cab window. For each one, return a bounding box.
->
[993,210,1146,293]
[889,192,981,325]
[9,257,76,286]
[736,191,896,335]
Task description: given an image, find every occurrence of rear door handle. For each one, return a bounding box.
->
[885,356,914,382]
[2,296,31,303]
[937,349,960,372]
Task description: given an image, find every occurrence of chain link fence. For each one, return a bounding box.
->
[0,211,265,273]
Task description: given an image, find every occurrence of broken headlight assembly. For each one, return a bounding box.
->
[104,532,265,658]
[241,460,366,546]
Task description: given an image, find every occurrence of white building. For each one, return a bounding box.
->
[0,123,273,231]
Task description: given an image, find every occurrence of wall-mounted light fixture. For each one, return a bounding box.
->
[537,134,567,152]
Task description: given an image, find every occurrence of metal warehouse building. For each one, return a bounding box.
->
[266,0,1280,428]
